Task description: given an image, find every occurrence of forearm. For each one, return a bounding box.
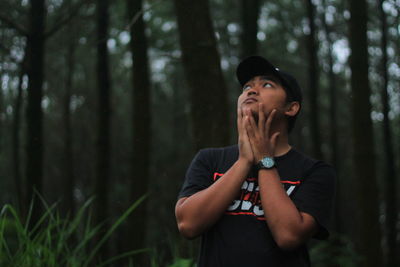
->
[258,169,316,249]
[176,159,251,239]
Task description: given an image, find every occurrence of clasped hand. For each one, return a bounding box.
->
[237,103,280,165]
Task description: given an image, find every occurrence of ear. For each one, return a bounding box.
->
[284,102,300,117]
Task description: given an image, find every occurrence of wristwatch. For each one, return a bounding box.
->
[255,156,276,171]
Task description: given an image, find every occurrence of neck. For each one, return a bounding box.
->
[274,132,291,157]
[270,123,291,157]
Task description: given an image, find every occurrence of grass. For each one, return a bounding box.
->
[0,195,148,267]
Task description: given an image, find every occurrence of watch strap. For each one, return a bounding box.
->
[255,157,276,171]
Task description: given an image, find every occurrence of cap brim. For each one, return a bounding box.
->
[236,56,280,87]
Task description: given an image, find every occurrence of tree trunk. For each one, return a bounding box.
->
[305,0,322,159]
[321,0,341,233]
[26,0,45,226]
[94,0,111,259]
[348,0,383,265]
[377,0,398,266]
[396,6,400,264]
[13,58,26,214]
[126,0,151,264]
[240,0,261,58]
[63,22,76,217]
[174,0,230,149]
[0,65,3,153]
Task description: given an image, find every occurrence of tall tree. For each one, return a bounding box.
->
[240,0,261,58]
[0,60,3,153]
[348,0,383,265]
[126,0,151,262]
[62,19,77,217]
[305,0,322,159]
[377,0,398,265]
[94,0,112,258]
[174,0,230,149]
[13,57,26,213]
[25,0,46,225]
[321,0,341,232]
[0,0,85,220]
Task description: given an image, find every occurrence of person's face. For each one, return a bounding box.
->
[237,75,289,120]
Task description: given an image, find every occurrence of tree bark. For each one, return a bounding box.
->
[240,0,261,58]
[174,0,230,149]
[396,8,400,264]
[13,58,26,214]
[321,0,341,233]
[94,0,111,259]
[305,0,322,159]
[126,0,151,263]
[26,0,46,226]
[63,21,76,217]
[0,65,3,153]
[348,0,383,265]
[377,0,398,265]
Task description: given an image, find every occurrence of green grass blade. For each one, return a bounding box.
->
[24,197,35,231]
[0,212,13,262]
[67,197,95,237]
[1,204,29,250]
[29,202,58,236]
[83,194,147,266]
[97,248,150,267]
[72,222,103,256]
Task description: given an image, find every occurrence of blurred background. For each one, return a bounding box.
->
[0,0,399,266]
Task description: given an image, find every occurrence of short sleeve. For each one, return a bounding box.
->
[178,149,215,199]
[292,162,336,239]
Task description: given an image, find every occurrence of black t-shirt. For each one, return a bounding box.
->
[178,145,336,267]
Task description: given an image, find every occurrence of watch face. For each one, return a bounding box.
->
[261,157,275,168]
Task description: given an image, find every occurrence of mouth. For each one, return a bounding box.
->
[243,97,258,104]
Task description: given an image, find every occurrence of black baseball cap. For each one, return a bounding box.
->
[236,56,303,104]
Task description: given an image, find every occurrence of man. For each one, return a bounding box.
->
[175,56,335,266]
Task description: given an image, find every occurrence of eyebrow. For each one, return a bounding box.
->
[246,75,281,84]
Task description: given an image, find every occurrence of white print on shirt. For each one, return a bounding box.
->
[212,172,301,220]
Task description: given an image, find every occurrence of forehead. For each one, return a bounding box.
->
[245,75,282,84]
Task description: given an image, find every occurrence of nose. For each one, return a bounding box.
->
[246,86,258,96]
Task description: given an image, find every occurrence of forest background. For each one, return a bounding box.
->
[0,0,399,266]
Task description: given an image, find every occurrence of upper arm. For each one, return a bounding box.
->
[293,163,336,239]
[178,149,214,199]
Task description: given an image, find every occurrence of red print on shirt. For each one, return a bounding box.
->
[213,172,301,220]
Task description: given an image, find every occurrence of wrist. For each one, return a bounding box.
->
[237,157,253,168]
[255,156,276,171]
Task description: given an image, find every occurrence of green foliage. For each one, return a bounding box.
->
[0,195,148,267]
[167,258,195,267]
[310,233,362,267]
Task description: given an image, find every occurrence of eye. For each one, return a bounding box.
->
[263,82,273,88]
[243,84,251,91]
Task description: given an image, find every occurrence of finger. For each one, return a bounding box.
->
[241,128,255,157]
[270,132,281,146]
[258,103,265,133]
[239,107,244,118]
[244,115,256,139]
[237,108,244,133]
[246,109,258,133]
[265,109,277,137]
